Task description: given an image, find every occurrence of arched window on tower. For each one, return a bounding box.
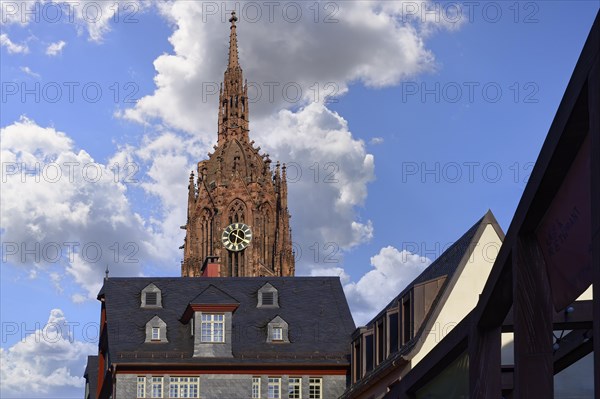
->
[228,200,246,224]
[259,203,272,268]
[200,208,212,262]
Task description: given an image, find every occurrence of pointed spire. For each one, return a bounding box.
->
[228,11,239,69]
[217,11,249,146]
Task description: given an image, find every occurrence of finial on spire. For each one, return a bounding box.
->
[105,264,109,279]
[229,11,238,25]
[227,11,239,68]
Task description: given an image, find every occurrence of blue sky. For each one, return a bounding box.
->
[1,1,598,397]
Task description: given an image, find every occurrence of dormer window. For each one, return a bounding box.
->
[141,283,162,308]
[201,314,225,343]
[257,283,278,308]
[266,316,289,343]
[145,316,168,343]
[272,326,283,341]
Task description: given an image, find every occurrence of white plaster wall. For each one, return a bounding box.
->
[410,224,501,366]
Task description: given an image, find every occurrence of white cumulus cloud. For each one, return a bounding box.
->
[0,33,28,54]
[0,117,164,300]
[46,40,66,56]
[19,65,40,78]
[116,0,462,272]
[0,309,96,397]
[0,1,148,42]
[344,246,431,325]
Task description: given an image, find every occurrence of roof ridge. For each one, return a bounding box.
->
[360,211,494,327]
[189,284,239,304]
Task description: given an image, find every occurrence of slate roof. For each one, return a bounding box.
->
[189,284,239,305]
[341,210,504,398]
[83,355,98,399]
[99,277,355,365]
[363,209,503,329]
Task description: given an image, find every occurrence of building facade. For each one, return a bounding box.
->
[181,12,294,278]
[342,211,505,398]
[87,277,355,398]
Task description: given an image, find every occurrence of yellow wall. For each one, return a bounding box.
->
[410,224,502,366]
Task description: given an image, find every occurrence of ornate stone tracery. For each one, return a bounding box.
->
[181,12,294,277]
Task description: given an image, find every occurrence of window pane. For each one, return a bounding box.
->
[365,335,374,372]
[288,377,301,399]
[267,378,280,399]
[309,378,322,399]
[168,376,199,399]
[200,314,225,343]
[137,376,146,398]
[252,377,261,399]
[389,313,399,353]
[151,377,162,398]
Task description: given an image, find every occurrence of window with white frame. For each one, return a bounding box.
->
[288,377,301,399]
[272,326,283,341]
[151,377,163,398]
[267,377,281,399]
[200,314,224,342]
[137,376,146,398]
[145,316,168,343]
[308,378,322,399]
[190,317,194,336]
[252,377,261,399]
[266,316,289,343]
[168,376,199,398]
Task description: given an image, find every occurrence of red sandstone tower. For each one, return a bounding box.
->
[181,12,294,277]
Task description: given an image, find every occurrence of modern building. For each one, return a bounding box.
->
[86,277,355,398]
[342,211,504,398]
[181,11,294,278]
[350,12,599,399]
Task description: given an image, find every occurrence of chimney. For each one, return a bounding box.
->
[201,256,221,277]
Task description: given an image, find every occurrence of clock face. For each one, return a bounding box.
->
[221,223,252,252]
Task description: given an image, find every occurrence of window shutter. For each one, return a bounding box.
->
[146,292,158,306]
[262,291,274,306]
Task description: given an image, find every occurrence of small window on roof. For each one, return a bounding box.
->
[266,316,289,343]
[141,283,162,308]
[146,292,158,306]
[262,291,274,306]
[257,283,278,308]
[145,316,168,343]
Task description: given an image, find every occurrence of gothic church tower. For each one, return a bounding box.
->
[181,12,294,277]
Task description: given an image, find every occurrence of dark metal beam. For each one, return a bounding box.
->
[469,325,501,398]
[512,236,554,398]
